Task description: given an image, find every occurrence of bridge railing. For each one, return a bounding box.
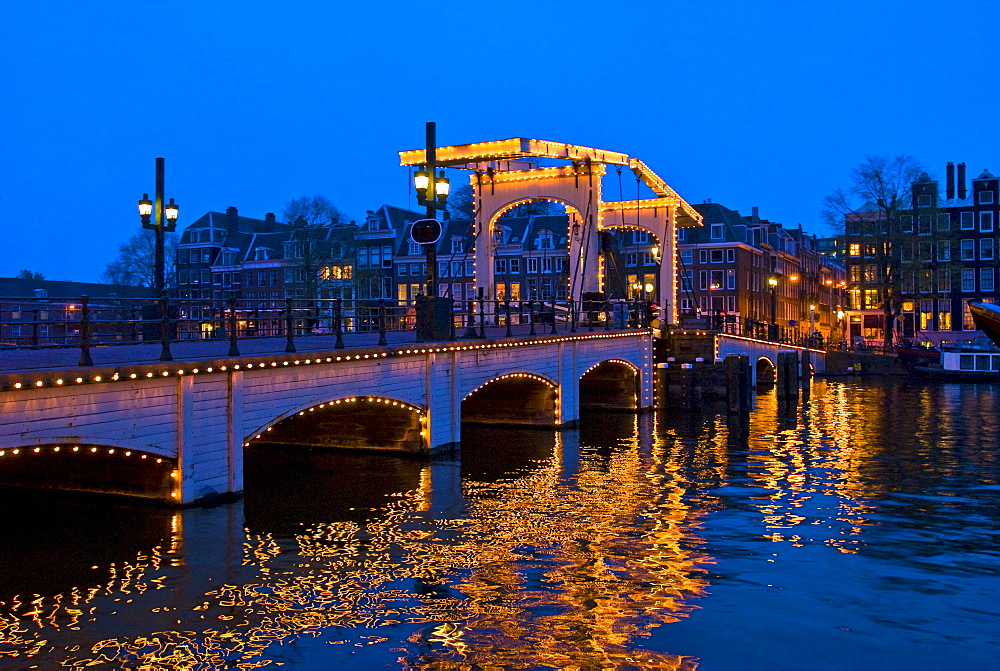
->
[676,314,828,349]
[0,294,656,365]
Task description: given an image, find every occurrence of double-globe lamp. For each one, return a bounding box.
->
[413,170,450,204]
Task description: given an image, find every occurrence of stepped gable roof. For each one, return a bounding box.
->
[0,277,153,299]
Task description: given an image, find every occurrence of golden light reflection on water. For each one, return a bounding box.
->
[4,379,994,668]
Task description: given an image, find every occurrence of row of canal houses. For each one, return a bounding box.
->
[173,199,848,343]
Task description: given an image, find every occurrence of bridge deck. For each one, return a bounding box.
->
[0,324,644,374]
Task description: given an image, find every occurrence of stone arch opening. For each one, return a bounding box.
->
[486,198,585,302]
[245,396,426,454]
[756,356,776,387]
[0,443,176,501]
[462,373,558,426]
[579,360,641,411]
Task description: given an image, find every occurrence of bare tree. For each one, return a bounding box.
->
[102,229,178,292]
[15,269,45,280]
[447,183,476,220]
[282,195,348,227]
[823,154,926,350]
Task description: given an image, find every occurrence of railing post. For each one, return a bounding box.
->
[478,296,487,339]
[228,294,240,356]
[570,299,578,333]
[529,299,536,336]
[78,295,93,366]
[334,298,345,349]
[378,298,388,346]
[550,299,558,335]
[159,292,173,361]
[505,299,513,338]
[463,299,477,338]
[31,308,40,347]
[285,297,296,353]
[449,297,457,341]
[131,305,139,343]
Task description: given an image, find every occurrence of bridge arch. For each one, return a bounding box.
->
[756,356,776,386]
[461,372,559,427]
[579,359,641,411]
[0,443,176,501]
[245,395,427,453]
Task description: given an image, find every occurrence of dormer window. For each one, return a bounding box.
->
[711,224,724,240]
[536,229,554,249]
[450,238,464,254]
[917,194,932,208]
[255,247,272,261]
[408,241,420,255]
[633,231,650,244]
[493,226,512,244]
[980,190,995,205]
[33,288,47,298]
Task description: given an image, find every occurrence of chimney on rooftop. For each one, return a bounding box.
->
[226,206,239,234]
[264,212,276,232]
[752,206,760,224]
[946,162,955,200]
[958,163,967,199]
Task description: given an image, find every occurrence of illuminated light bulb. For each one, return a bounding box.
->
[94,376,102,382]
[170,492,177,498]
[192,369,199,374]
[35,380,43,387]
[90,447,97,453]
[56,379,64,385]
[108,449,114,454]
[14,382,23,389]
[207,367,214,372]
[162,371,169,377]
[155,458,162,463]
[12,449,19,455]
[141,454,146,459]
[53,447,60,452]
[33,447,40,453]
[125,451,131,456]
[147,372,154,378]
[73,446,79,452]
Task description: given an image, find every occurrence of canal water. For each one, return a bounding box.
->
[0,379,998,669]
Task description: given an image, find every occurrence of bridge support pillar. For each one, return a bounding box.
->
[427,353,460,451]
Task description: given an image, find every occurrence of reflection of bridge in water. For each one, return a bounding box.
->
[0,416,709,669]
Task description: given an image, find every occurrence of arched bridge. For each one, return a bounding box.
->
[715,333,826,384]
[0,330,653,504]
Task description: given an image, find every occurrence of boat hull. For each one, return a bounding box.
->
[970,301,1000,349]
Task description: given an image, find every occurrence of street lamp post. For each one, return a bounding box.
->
[709,282,720,330]
[138,158,179,295]
[768,275,779,341]
[412,122,451,342]
[809,304,817,337]
[412,122,451,298]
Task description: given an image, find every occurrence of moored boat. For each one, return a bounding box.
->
[894,341,940,368]
[912,338,1000,381]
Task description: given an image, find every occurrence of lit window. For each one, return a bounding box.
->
[849,243,861,256]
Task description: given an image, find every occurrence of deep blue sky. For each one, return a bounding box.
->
[3,1,998,282]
